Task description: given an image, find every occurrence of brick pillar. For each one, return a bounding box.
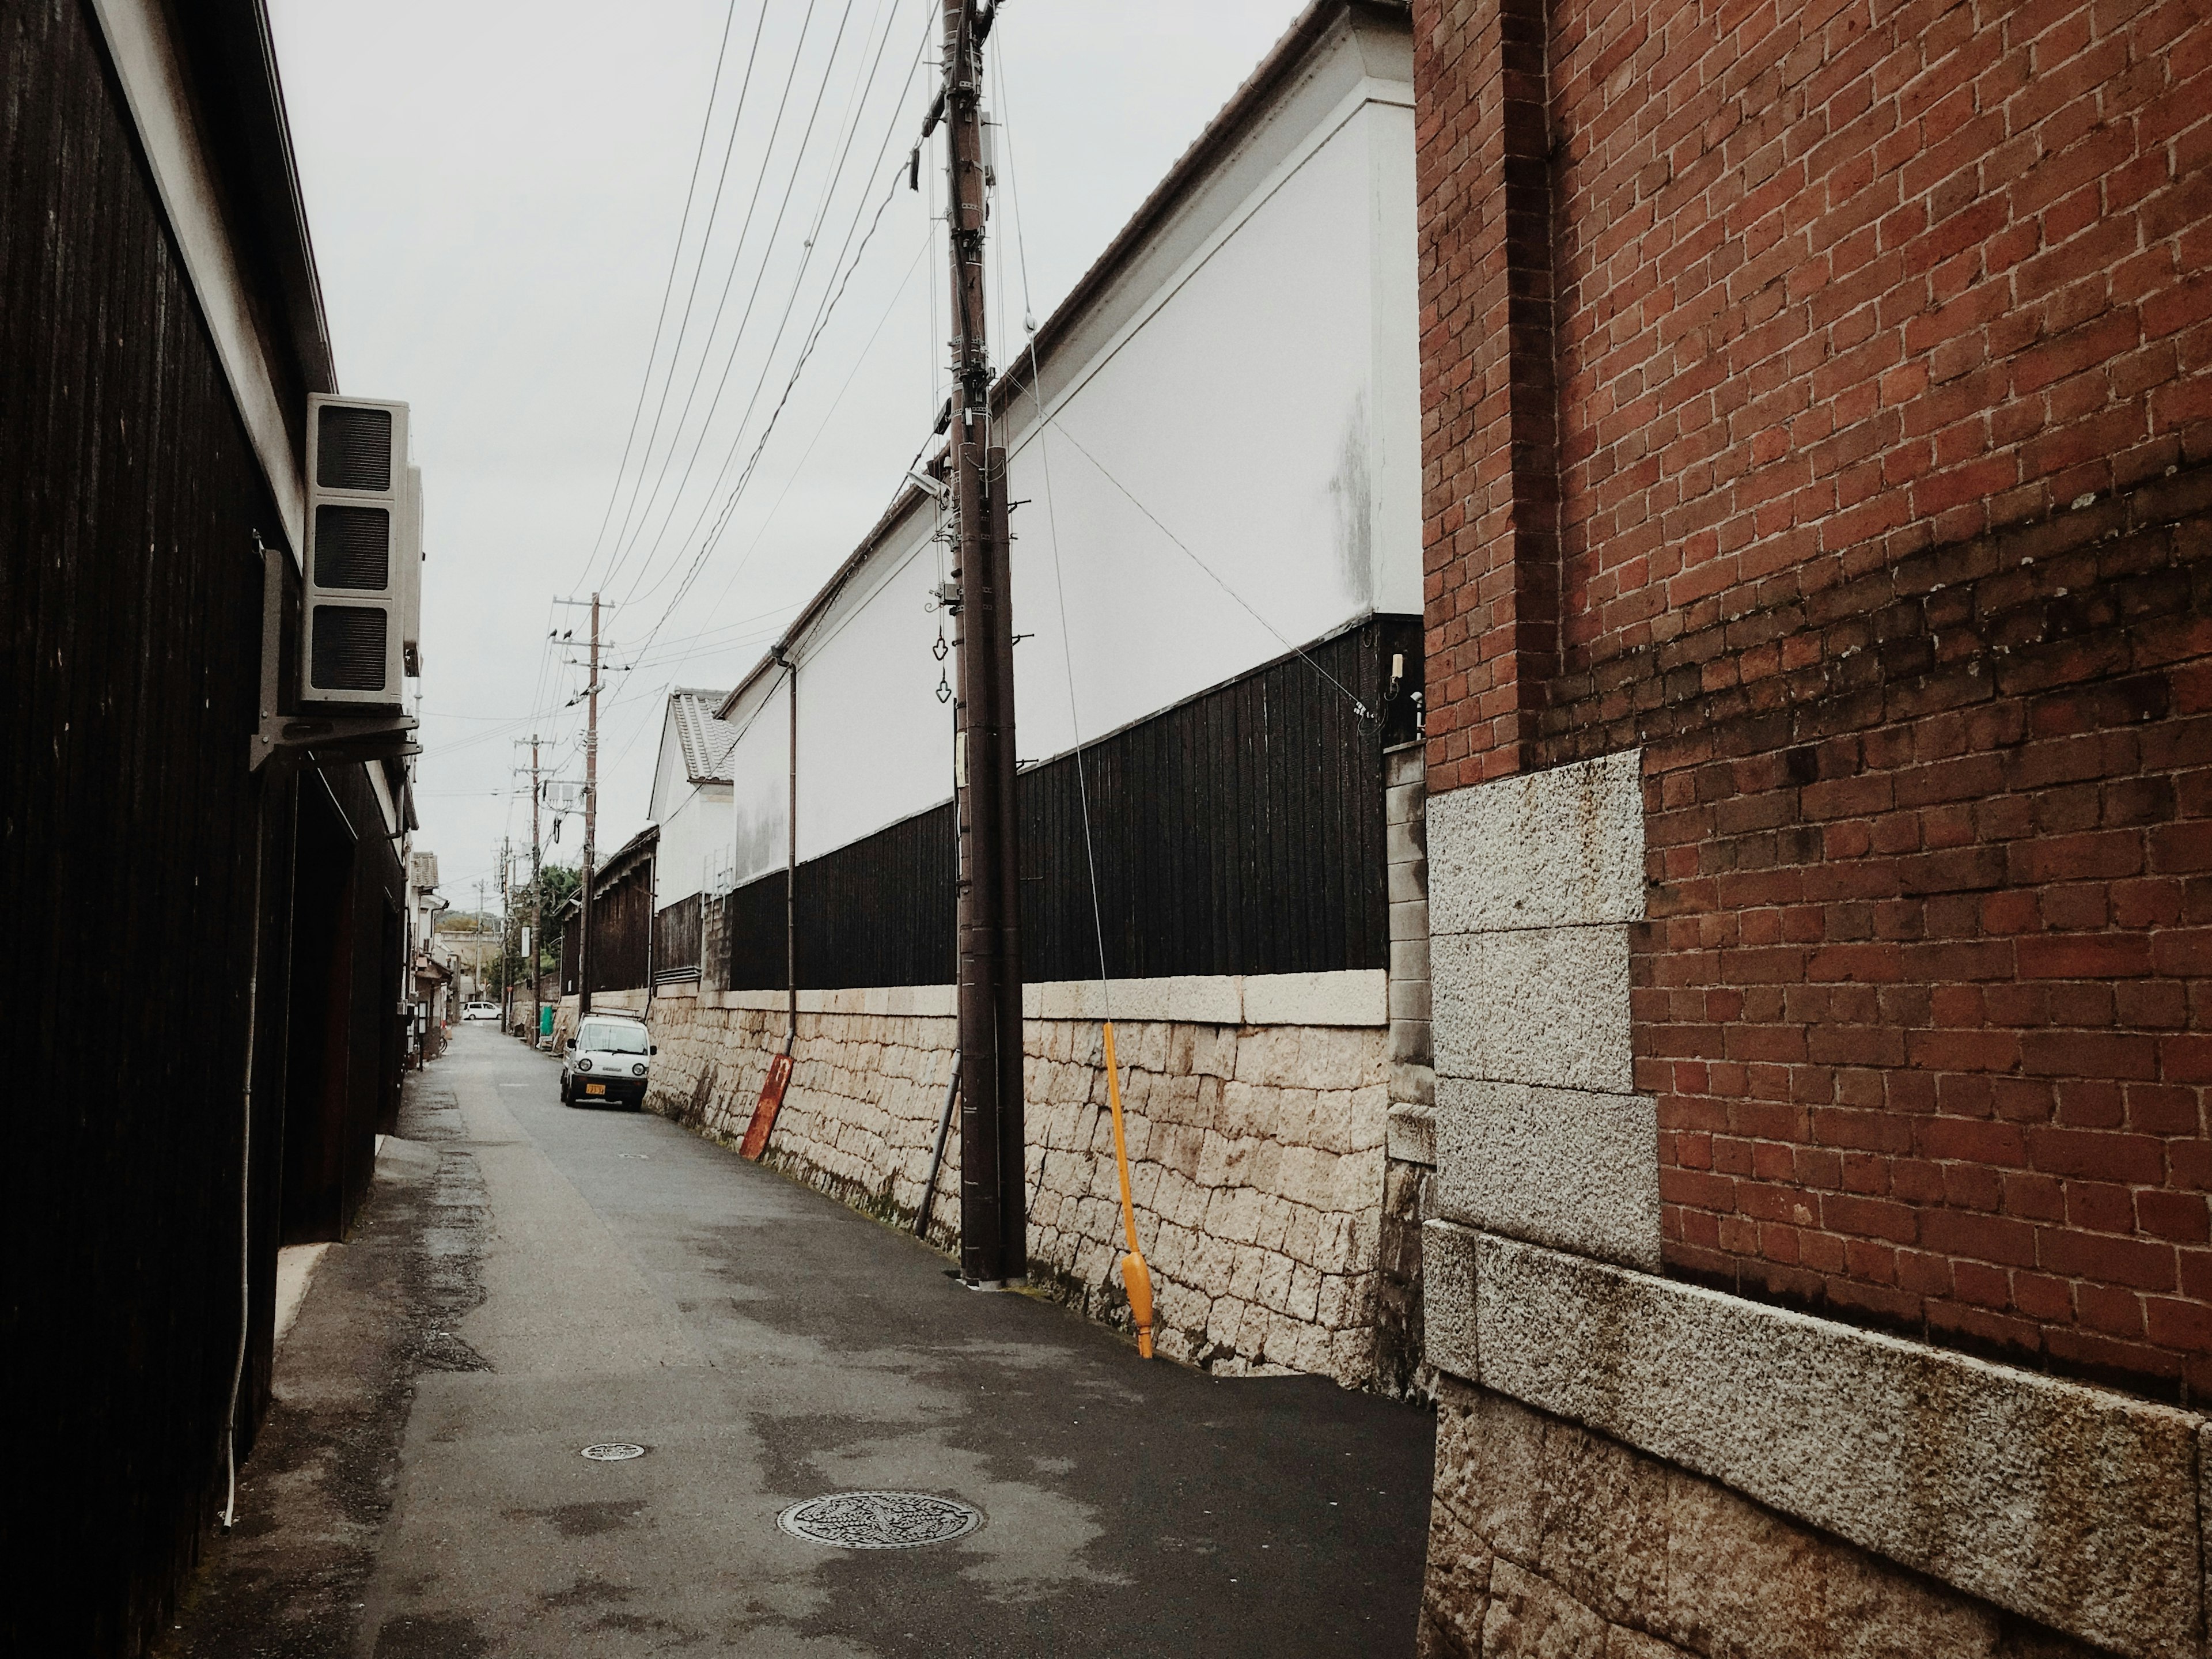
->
[1418,0,1559,790]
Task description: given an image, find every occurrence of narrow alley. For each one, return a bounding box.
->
[165,1027,1434,1658]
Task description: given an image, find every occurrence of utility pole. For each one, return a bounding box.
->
[529,735,543,1048]
[580,592,601,1017]
[500,836,512,1031]
[940,0,1024,1288]
[475,876,486,999]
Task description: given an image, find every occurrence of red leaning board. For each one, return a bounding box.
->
[740,1054,793,1160]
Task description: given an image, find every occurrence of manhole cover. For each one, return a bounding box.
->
[580,1442,647,1461]
[776,1491,983,1550]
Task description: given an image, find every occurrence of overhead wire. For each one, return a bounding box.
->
[620,9,934,672]
[991,20,1112,1005]
[623,0,929,615]
[571,0,764,595]
[605,0,866,600]
[696,227,933,621]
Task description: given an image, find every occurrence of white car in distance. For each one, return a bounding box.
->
[562,1014,654,1109]
[461,1001,499,1022]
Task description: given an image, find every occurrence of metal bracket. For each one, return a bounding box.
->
[248,539,419,772]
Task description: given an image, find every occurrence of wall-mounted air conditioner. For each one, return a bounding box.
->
[302,395,414,707]
[402,464,424,679]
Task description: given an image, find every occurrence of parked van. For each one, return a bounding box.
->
[560,1014,654,1109]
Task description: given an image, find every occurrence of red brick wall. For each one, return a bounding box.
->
[1417,0,2212,1397]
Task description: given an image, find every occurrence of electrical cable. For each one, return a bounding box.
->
[624,149,914,673]
[572,0,764,595]
[624,1,930,614]
[605,0,864,599]
[1044,423,1373,721]
[991,29,1110,1007]
[994,18,1152,1353]
[696,228,932,620]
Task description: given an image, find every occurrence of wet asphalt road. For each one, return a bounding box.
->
[165,1024,1435,1657]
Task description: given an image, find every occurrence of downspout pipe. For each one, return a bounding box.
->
[782,654,797,1055]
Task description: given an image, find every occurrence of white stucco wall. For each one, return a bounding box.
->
[725,672,790,887]
[720,9,1415,882]
[654,782,732,910]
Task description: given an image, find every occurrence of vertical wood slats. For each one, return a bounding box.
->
[715,619,1418,990]
[2,3,404,1650]
[652,893,703,982]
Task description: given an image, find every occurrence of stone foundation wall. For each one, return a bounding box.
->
[1419,1378,2112,1659]
[640,978,1400,1388]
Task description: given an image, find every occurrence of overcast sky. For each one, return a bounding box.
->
[266,0,1309,912]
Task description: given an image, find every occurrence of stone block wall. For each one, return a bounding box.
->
[1382,739,1440,1396]
[1419,1380,2112,1659]
[641,976,1400,1388]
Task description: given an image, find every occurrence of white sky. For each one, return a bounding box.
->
[267,0,1309,911]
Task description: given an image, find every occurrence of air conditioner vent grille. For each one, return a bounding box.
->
[313,505,390,590]
[317,404,392,491]
[310,605,389,691]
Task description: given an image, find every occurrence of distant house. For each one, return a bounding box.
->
[646,689,741,985]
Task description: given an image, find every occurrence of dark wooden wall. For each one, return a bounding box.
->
[653,893,703,983]
[721,617,1419,991]
[556,857,655,994]
[1,3,400,1652]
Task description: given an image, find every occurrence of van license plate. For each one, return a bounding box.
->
[586,1083,605,1095]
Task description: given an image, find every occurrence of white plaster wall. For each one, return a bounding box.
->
[725,672,790,887]
[790,529,957,861]
[654,782,730,910]
[999,92,1417,760]
[709,16,1416,874]
[646,712,687,825]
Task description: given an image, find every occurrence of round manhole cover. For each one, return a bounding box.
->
[580,1442,647,1462]
[776,1491,983,1550]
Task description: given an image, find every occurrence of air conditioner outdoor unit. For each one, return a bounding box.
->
[402,463,425,678]
[302,395,415,707]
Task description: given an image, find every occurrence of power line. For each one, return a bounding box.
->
[621,22,931,673]
[603,0,858,598]
[573,0,764,595]
[1039,422,1374,722]
[995,24,1112,1005]
[620,0,924,611]
[696,227,932,620]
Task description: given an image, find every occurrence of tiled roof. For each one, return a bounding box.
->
[668,687,741,785]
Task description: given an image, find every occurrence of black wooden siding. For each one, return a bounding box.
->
[2,6,401,1652]
[556,857,656,995]
[653,894,704,982]
[721,617,1418,990]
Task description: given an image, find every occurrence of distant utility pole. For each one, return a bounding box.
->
[940,0,1024,1288]
[553,594,605,1018]
[500,836,512,1029]
[581,593,601,1017]
[529,735,543,1047]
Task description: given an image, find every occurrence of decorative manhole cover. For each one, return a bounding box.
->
[580,1442,647,1461]
[776,1491,983,1550]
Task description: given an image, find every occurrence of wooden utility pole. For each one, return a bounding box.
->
[941,0,1025,1287]
[529,734,543,1047]
[579,592,601,1017]
[500,836,512,1029]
